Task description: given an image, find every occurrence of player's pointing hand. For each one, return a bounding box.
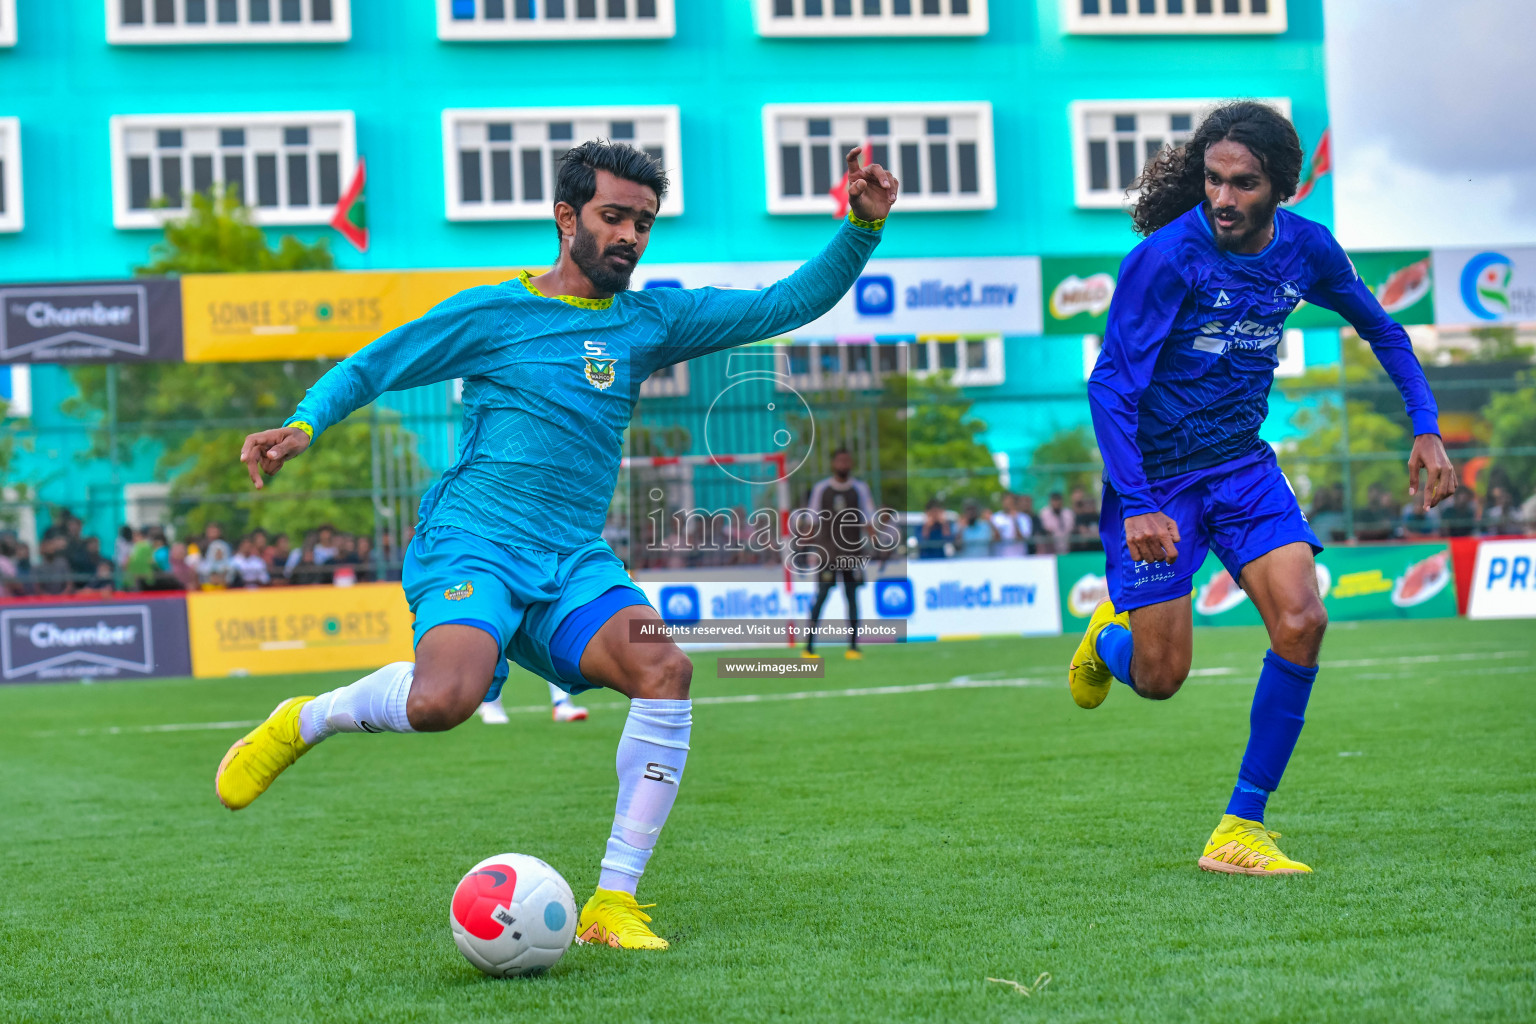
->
[239,426,312,490]
[845,147,899,223]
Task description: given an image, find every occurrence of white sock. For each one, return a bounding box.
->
[299,662,417,745]
[548,681,569,706]
[598,698,692,894]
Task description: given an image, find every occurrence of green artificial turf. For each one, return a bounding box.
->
[1,619,1533,1023]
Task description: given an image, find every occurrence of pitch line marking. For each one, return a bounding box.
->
[22,648,1529,737]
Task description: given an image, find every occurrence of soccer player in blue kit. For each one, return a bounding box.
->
[215,141,899,947]
[1068,102,1457,874]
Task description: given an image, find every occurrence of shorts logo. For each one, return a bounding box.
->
[583,355,617,390]
[444,581,474,601]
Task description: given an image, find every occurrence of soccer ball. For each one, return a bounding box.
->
[449,853,577,977]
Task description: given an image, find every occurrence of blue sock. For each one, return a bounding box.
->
[1094,623,1136,689]
[1226,649,1318,823]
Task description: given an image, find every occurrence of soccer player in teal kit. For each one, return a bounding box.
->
[1069,102,1457,875]
[215,141,899,948]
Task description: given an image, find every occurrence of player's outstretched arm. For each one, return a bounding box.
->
[239,425,311,490]
[650,149,898,366]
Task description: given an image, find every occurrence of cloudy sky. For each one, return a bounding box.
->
[1324,0,1536,248]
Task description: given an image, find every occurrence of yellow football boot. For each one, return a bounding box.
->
[215,696,315,810]
[576,888,670,950]
[844,649,864,661]
[1067,600,1130,709]
[801,650,820,660]
[1198,814,1312,875]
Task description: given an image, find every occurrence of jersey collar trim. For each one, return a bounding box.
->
[517,270,615,310]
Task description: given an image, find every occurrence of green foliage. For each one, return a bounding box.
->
[882,372,998,511]
[65,188,400,537]
[1485,376,1536,500]
[135,186,335,276]
[1028,425,1101,497]
[1463,326,1535,364]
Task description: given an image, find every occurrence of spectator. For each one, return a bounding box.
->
[1440,487,1477,538]
[80,536,115,589]
[65,524,99,585]
[9,541,35,595]
[957,500,997,559]
[354,535,377,582]
[290,541,331,586]
[1308,485,1346,543]
[1520,491,1536,533]
[1354,484,1397,542]
[36,536,73,595]
[1017,495,1037,549]
[124,529,156,590]
[267,533,293,581]
[0,536,24,596]
[991,493,1030,558]
[313,524,338,564]
[286,530,316,577]
[169,542,198,590]
[918,498,954,559]
[201,530,233,588]
[151,529,172,575]
[1069,485,1100,550]
[1481,484,1517,535]
[1039,491,1075,555]
[115,525,135,570]
[230,537,270,587]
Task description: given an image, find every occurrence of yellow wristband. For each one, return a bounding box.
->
[287,421,314,440]
[848,212,886,232]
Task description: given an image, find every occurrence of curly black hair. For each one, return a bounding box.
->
[1130,101,1302,238]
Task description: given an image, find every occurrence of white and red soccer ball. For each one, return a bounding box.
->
[449,853,577,977]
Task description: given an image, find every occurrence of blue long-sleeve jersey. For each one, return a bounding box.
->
[285,217,882,553]
[1087,205,1440,518]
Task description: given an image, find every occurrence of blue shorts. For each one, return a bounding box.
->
[403,528,651,701]
[1100,446,1322,612]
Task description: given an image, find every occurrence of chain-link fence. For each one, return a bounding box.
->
[2,332,1532,596]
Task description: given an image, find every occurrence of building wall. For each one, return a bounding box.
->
[0,0,1332,534]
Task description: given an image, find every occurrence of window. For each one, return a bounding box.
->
[640,361,689,398]
[775,338,1001,390]
[438,0,674,40]
[110,112,355,229]
[443,106,682,221]
[755,0,987,36]
[1062,0,1285,34]
[107,0,350,43]
[0,118,21,232]
[0,0,15,47]
[764,102,994,214]
[1070,98,1289,208]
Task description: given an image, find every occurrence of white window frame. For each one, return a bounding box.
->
[105,0,351,44]
[641,360,689,398]
[763,101,995,215]
[0,118,21,233]
[110,111,356,229]
[754,0,987,37]
[0,0,15,47]
[1061,0,1285,34]
[443,105,682,222]
[1070,97,1290,209]
[775,338,1002,391]
[436,0,674,40]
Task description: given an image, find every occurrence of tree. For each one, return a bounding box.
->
[880,372,999,511]
[1028,425,1101,497]
[1278,333,1408,509]
[1485,376,1536,502]
[66,187,412,538]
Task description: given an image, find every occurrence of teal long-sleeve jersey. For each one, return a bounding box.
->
[285,217,883,554]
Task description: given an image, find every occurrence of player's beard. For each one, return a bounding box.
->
[569,218,639,294]
[1209,197,1279,252]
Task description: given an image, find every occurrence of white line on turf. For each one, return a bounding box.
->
[24,648,1529,738]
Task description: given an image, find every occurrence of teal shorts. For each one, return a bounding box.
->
[402,527,650,700]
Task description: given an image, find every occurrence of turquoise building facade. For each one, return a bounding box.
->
[0,0,1333,534]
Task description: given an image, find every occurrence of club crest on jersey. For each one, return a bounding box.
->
[445,581,474,601]
[583,355,617,390]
